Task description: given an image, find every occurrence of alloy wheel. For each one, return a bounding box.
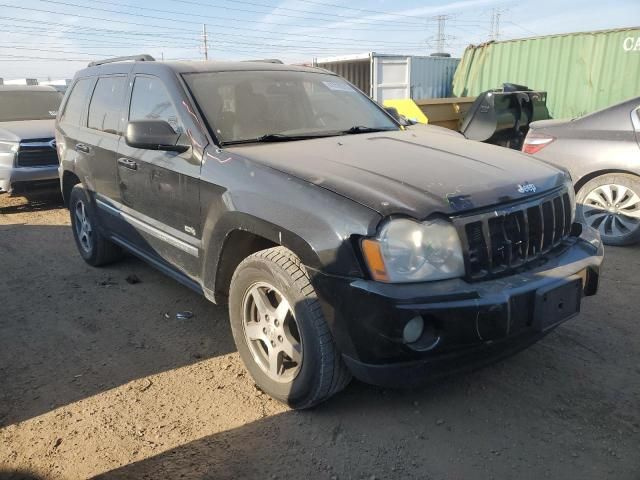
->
[241,282,303,383]
[74,199,94,254]
[582,184,640,238]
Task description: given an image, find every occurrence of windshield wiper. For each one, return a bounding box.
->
[223,132,333,145]
[341,126,397,135]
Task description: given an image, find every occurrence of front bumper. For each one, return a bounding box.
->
[312,226,603,387]
[0,164,59,193]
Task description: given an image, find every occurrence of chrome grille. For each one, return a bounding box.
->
[16,140,59,167]
[454,189,573,281]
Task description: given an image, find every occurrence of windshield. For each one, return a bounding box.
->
[0,90,62,122]
[184,70,399,144]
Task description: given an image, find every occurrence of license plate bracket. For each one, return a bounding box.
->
[534,278,582,331]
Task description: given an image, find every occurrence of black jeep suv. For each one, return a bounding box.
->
[56,55,603,408]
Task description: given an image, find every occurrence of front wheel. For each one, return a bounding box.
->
[576,173,640,246]
[229,247,351,409]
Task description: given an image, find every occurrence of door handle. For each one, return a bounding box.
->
[75,143,90,154]
[117,157,138,171]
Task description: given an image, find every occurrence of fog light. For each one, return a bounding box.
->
[403,316,424,344]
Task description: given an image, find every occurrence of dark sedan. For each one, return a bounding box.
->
[523,97,640,245]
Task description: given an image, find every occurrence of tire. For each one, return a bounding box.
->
[69,184,123,266]
[229,246,351,409]
[576,173,640,246]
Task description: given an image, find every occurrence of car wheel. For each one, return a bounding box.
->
[229,246,351,409]
[576,173,640,246]
[69,184,123,266]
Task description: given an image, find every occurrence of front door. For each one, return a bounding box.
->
[117,74,202,277]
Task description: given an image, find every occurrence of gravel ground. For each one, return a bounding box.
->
[1,191,639,480]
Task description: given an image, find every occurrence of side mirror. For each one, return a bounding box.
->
[125,120,189,153]
[384,106,402,121]
[384,107,416,126]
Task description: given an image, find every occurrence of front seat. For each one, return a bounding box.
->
[234,81,269,140]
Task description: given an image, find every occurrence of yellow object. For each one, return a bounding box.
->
[383,99,429,125]
[361,239,389,282]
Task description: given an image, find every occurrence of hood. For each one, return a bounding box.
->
[0,119,56,142]
[227,129,566,218]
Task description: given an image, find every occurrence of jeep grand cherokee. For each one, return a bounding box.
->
[56,56,603,408]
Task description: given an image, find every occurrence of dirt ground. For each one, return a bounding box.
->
[0,191,639,480]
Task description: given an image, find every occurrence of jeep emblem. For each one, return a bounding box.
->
[517,183,537,194]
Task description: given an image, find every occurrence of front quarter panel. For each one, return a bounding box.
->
[199,146,382,285]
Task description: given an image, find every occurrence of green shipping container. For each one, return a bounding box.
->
[452,27,640,119]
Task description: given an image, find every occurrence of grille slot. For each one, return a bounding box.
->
[16,141,59,167]
[456,190,573,281]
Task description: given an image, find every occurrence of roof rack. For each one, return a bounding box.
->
[88,54,156,67]
[241,59,284,64]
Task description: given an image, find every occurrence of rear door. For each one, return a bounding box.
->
[56,76,95,190]
[84,75,129,206]
[116,74,202,277]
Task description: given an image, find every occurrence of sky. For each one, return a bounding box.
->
[0,0,638,80]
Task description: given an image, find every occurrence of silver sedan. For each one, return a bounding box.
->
[523,97,640,246]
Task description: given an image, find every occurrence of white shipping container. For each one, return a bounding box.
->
[314,53,459,102]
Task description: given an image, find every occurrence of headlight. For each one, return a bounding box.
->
[361,218,465,283]
[0,141,19,154]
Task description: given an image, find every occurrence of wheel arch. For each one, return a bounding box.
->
[201,212,323,304]
[61,170,81,207]
[574,169,640,193]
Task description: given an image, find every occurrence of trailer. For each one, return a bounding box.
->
[313,52,460,103]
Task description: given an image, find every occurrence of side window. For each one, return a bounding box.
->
[60,78,92,126]
[129,76,183,133]
[88,76,127,135]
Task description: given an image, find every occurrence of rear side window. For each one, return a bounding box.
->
[61,78,93,126]
[129,76,183,133]
[88,76,127,135]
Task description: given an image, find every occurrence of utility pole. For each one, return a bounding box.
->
[435,15,447,54]
[202,24,209,61]
[490,8,502,41]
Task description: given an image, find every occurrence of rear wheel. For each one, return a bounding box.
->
[69,184,123,266]
[576,173,640,246]
[229,247,351,409]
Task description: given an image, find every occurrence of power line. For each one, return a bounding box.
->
[83,0,426,32]
[504,21,539,36]
[0,23,425,56]
[197,0,430,27]
[0,23,424,61]
[284,0,439,22]
[0,45,113,57]
[5,2,428,47]
[0,53,88,62]
[0,27,202,49]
